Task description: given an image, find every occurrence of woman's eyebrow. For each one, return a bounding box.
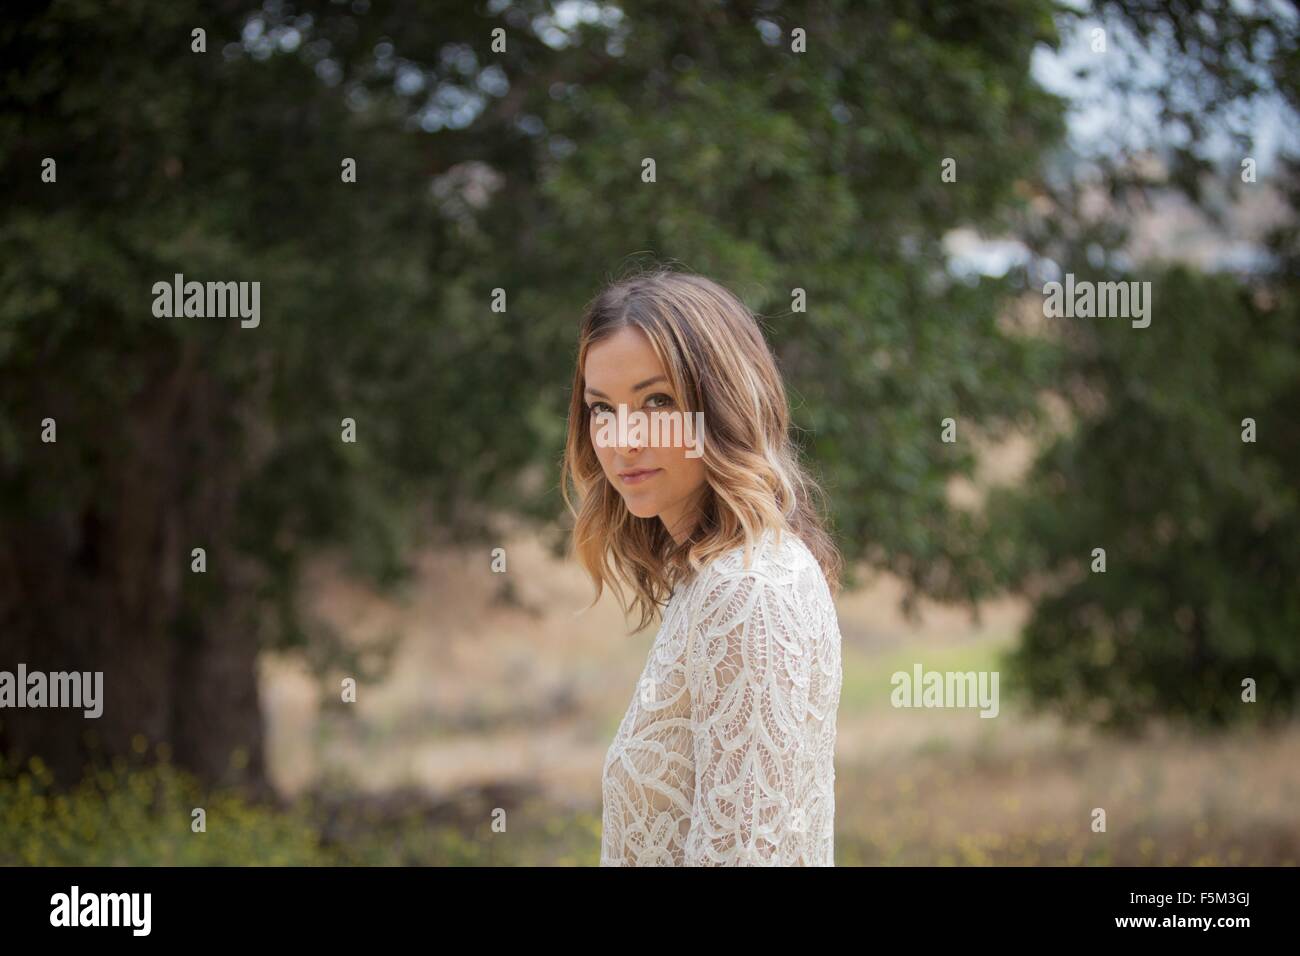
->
[584,375,668,399]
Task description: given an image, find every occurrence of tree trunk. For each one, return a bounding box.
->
[0,350,271,800]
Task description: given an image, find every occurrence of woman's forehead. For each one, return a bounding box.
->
[584,328,667,387]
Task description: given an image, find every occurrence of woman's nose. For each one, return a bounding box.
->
[616,404,644,450]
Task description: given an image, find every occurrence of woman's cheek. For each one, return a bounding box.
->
[591,434,615,478]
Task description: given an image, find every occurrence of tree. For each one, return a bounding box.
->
[0,0,1069,789]
[990,0,1300,729]
[989,267,1300,729]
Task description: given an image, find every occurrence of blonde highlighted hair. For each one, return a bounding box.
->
[561,267,841,630]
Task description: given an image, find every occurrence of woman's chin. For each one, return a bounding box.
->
[620,495,662,520]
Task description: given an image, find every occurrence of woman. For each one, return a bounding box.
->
[562,267,844,866]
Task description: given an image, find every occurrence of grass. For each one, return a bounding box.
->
[840,632,1015,715]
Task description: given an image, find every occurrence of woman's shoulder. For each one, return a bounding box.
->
[687,526,825,597]
[679,527,838,652]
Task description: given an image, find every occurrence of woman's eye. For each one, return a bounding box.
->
[645,393,675,409]
[588,401,613,415]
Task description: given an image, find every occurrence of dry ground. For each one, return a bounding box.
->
[259,531,1300,865]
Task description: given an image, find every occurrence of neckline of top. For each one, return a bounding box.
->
[669,526,789,596]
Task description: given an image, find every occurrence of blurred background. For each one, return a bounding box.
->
[0,0,1297,865]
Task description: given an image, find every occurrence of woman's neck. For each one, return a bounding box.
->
[659,493,704,545]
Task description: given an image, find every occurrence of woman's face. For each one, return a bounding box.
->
[584,326,707,542]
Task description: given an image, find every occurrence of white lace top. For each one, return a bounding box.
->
[599,527,842,866]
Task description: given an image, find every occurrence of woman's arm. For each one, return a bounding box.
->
[684,567,811,865]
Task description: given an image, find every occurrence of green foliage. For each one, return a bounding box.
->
[0,754,332,865]
[0,753,601,865]
[990,267,1300,729]
[0,0,1068,622]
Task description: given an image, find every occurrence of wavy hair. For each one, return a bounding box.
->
[561,267,841,630]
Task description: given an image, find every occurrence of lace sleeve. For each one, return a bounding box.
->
[684,566,810,866]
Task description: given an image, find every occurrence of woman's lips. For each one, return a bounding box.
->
[618,468,661,485]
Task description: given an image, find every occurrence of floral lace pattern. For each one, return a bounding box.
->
[600,528,842,866]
